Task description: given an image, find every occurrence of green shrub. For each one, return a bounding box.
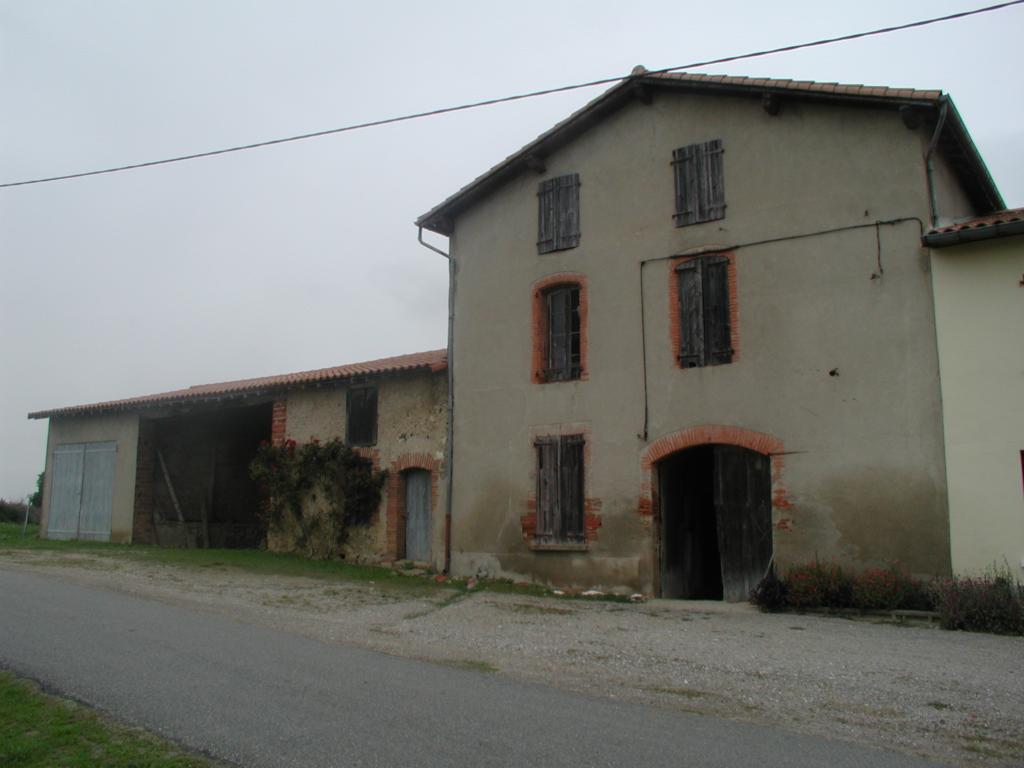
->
[249,438,387,558]
[851,565,934,611]
[28,471,44,509]
[0,499,28,524]
[931,570,1023,636]
[750,566,787,611]
[785,560,853,609]
[754,559,1022,635]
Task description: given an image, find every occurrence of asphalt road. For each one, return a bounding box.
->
[0,567,943,768]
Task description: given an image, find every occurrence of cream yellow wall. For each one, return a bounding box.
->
[931,236,1024,577]
[39,413,140,543]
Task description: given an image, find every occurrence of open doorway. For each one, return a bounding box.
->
[658,444,771,601]
[135,402,272,548]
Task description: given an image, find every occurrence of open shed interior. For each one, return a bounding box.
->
[133,402,271,548]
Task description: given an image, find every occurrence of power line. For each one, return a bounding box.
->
[3,0,1021,190]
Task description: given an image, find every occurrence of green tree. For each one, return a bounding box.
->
[28,471,43,508]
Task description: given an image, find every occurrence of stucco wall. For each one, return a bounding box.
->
[447,91,951,592]
[932,236,1024,576]
[39,413,140,543]
[279,371,448,568]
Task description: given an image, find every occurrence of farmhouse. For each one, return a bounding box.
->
[416,70,1013,598]
[29,69,1022,599]
[29,350,449,569]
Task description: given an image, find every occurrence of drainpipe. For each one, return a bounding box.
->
[417,226,455,575]
[925,96,949,227]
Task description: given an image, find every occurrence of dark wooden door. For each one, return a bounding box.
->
[713,446,772,602]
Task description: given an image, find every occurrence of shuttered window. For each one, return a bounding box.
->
[544,285,581,381]
[346,386,378,446]
[677,255,732,367]
[672,139,725,226]
[535,435,585,545]
[538,173,581,253]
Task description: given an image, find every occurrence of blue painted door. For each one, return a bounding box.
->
[404,470,431,562]
[47,441,116,541]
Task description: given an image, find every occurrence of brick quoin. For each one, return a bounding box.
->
[270,399,288,446]
[385,453,441,561]
[530,272,589,384]
[668,251,740,368]
[638,425,791,525]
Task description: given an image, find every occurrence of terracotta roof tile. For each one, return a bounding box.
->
[647,71,942,101]
[28,349,447,419]
[929,207,1024,234]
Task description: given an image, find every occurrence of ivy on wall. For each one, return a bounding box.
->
[249,438,386,558]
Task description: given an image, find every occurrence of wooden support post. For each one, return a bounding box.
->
[149,498,162,547]
[202,447,215,549]
[157,449,190,548]
[199,500,209,549]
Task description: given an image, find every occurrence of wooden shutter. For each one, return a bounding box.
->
[701,140,725,221]
[537,174,580,253]
[537,178,558,253]
[673,139,725,226]
[535,435,584,544]
[559,436,584,541]
[346,387,378,446]
[673,144,698,225]
[676,259,705,367]
[535,438,558,539]
[703,256,732,365]
[556,174,580,250]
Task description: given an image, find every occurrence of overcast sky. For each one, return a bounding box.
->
[1,0,1021,500]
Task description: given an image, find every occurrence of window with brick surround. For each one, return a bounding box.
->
[676,254,733,367]
[535,435,584,545]
[538,173,580,253]
[541,284,581,381]
[672,139,725,226]
[346,386,377,446]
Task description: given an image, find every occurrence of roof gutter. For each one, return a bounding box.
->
[922,219,1024,248]
[417,227,455,575]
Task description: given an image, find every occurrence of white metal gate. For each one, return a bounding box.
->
[47,442,116,541]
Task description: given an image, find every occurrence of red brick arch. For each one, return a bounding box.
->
[638,425,788,518]
[386,453,442,561]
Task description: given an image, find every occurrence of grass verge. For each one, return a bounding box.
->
[0,671,218,767]
[0,523,631,604]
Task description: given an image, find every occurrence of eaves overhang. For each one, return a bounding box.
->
[922,208,1024,248]
[28,349,448,420]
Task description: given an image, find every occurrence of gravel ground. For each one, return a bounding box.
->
[3,550,1022,767]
